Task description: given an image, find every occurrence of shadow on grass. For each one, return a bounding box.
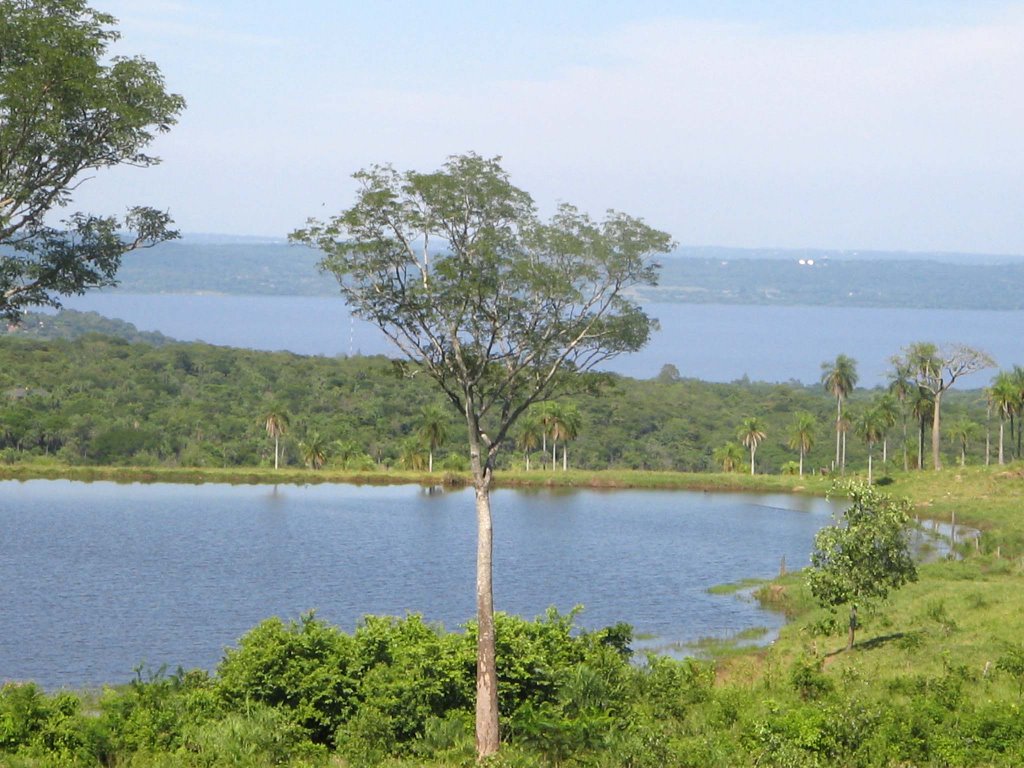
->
[824,632,907,658]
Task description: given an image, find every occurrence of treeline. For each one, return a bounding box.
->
[109,239,1024,310]
[3,606,1024,767]
[0,310,175,346]
[0,332,1010,474]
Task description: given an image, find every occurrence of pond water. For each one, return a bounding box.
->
[0,481,840,689]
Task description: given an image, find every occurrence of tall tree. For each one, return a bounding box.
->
[1012,366,1024,459]
[787,411,816,477]
[908,385,935,470]
[0,0,185,323]
[515,414,543,471]
[894,343,995,470]
[551,402,581,471]
[821,355,858,473]
[987,372,1018,465]
[417,404,448,473]
[873,393,899,465]
[263,407,289,469]
[947,416,977,467]
[888,361,915,471]
[856,405,885,485]
[537,401,559,456]
[291,153,671,759]
[738,416,766,476]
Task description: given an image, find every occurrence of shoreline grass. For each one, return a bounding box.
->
[0,460,834,493]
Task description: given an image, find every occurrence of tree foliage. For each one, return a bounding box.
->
[0,0,185,322]
[292,153,672,757]
[807,482,917,649]
[893,343,995,470]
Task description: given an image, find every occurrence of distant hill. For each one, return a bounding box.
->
[105,237,1024,310]
[2,310,176,346]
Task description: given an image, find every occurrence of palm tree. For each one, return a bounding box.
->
[263,407,289,469]
[738,417,767,476]
[418,404,448,473]
[713,442,745,473]
[516,414,543,471]
[551,403,581,471]
[857,406,886,485]
[909,386,934,470]
[1012,366,1024,459]
[334,438,363,469]
[537,401,559,455]
[987,372,1018,465]
[888,362,915,471]
[947,416,977,467]
[821,355,858,473]
[873,393,899,466]
[787,411,816,477]
[299,430,327,470]
[398,436,428,470]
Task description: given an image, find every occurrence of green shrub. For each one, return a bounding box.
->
[215,613,359,746]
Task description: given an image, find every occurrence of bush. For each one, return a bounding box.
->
[215,613,358,746]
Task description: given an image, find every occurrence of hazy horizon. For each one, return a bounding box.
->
[59,1,1024,256]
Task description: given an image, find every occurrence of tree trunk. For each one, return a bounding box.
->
[931,390,943,470]
[274,436,279,470]
[429,450,434,473]
[917,417,925,470]
[835,397,842,470]
[867,446,873,485]
[525,452,530,472]
[750,446,756,476]
[902,419,909,471]
[847,604,858,651]
[841,430,847,474]
[562,445,567,471]
[470,454,499,759]
[798,449,804,477]
[552,441,557,471]
[999,420,1005,465]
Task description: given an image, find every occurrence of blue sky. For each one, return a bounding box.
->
[72,1,1024,254]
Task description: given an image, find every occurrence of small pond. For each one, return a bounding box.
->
[0,480,841,688]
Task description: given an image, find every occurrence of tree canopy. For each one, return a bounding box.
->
[807,482,917,650]
[0,0,185,322]
[291,152,673,758]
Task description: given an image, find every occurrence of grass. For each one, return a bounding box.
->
[0,458,838,495]
[707,577,766,595]
[724,463,1024,711]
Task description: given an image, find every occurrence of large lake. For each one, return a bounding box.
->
[0,481,838,689]
[63,293,1022,386]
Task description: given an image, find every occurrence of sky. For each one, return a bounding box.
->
[69,0,1024,255]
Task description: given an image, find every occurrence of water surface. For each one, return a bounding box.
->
[62,293,1023,385]
[0,481,837,688]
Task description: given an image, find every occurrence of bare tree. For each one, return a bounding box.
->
[893,343,995,470]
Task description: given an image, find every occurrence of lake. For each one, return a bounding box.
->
[0,481,838,689]
[62,293,1023,386]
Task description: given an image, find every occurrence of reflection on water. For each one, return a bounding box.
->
[0,480,840,689]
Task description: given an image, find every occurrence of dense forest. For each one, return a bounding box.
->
[0,316,1011,474]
